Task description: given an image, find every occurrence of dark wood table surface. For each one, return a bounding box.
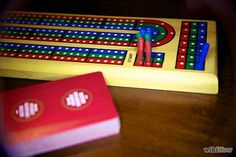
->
[1,0,236,156]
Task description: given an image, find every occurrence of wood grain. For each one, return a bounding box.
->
[1,0,236,156]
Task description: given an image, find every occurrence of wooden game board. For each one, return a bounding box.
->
[0,11,218,94]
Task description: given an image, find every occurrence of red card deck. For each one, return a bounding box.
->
[0,72,120,157]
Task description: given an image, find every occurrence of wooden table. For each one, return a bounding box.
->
[1,0,236,156]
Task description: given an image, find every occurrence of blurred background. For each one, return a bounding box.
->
[0,0,235,19]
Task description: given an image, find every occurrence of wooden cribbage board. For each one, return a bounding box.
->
[0,11,218,94]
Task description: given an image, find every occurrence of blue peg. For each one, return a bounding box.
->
[195,43,210,70]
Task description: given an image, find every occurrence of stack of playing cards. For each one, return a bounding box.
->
[0,72,120,157]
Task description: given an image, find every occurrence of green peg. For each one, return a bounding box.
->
[136,32,142,39]
[144,33,151,41]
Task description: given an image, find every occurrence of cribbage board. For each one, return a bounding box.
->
[0,11,218,94]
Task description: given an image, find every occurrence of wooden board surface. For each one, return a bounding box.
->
[0,11,218,94]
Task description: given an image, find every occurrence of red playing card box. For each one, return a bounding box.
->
[0,72,120,157]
